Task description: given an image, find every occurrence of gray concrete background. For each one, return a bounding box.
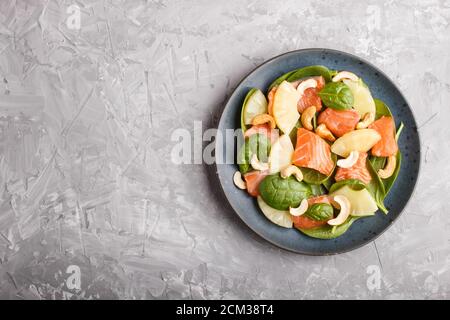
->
[0,0,448,299]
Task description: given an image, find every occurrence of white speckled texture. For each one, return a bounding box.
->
[0,0,448,299]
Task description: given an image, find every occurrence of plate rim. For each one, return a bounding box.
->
[214,48,421,255]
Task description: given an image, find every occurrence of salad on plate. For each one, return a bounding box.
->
[233,65,403,239]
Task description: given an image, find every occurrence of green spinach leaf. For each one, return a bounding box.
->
[374,98,393,119]
[302,168,329,184]
[297,216,361,239]
[369,156,386,172]
[329,179,366,194]
[268,65,332,91]
[322,178,334,191]
[267,70,296,91]
[304,203,334,221]
[259,174,312,210]
[330,69,339,77]
[238,134,271,174]
[289,120,302,145]
[310,183,326,196]
[366,159,388,214]
[318,82,354,110]
[383,150,402,196]
[286,65,332,83]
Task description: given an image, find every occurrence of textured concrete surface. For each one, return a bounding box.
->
[0,0,449,299]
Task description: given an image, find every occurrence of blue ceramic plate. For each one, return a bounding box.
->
[215,49,420,255]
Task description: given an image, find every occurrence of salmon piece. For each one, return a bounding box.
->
[292,128,334,175]
[292,195,332,229]
[369,116,398,157]
[335,152,372,185]
[294,76,326,113]
[318,108,360,137]
[308,195,332,206]
[244,123,279,144]
[243,170,269,197]
[267,87,276,116]
[292,216,328,229]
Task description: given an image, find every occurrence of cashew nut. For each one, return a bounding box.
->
[332,71,359,82]
[327,195,351,226]
[315,124,336,142]
[296,78,317,96]
[337,151,359,168]
[233,171,246,190]
[356,112,375,129]
[378,155,396,179]
[289,199,308,216]
[252,114,276,129]
[250,154,269,171]
[280,165,303,182]
[301,106,316,131]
